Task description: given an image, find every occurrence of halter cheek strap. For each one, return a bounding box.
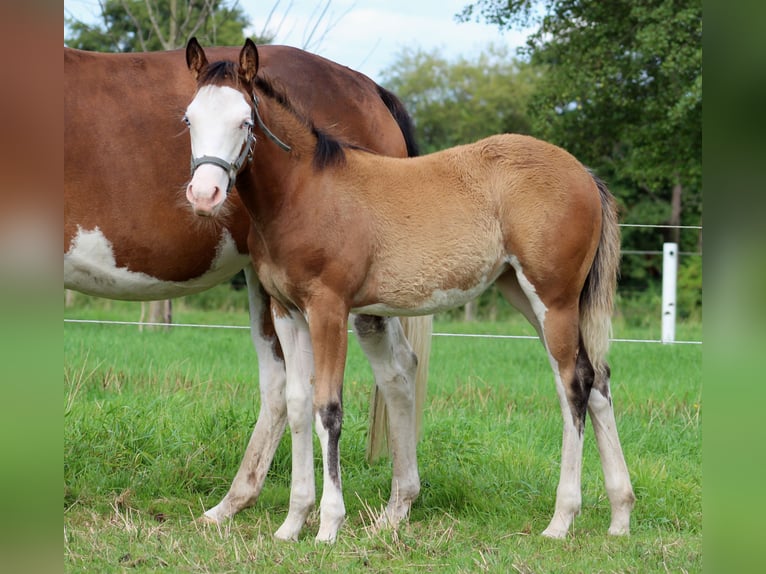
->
[252,95,291,152]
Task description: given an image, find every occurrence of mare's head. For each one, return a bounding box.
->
[183,37,260,216]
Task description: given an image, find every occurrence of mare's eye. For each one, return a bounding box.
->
[182,115,191,127]
[242,119,254,130]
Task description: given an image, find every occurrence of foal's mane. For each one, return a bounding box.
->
[199,60,353,170]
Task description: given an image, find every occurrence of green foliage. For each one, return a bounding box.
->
[64,0,260,52]
[677,255,702,319]
[457,0,702,300]
[457,0,542,30]
[182,279,249,312]
[381,44,539,154]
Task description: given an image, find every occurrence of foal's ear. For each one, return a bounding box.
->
[186,37,208,79]
[239,38,259,85]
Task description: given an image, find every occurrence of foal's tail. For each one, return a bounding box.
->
[580,175,621,370]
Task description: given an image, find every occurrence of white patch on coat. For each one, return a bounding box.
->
[64,226,249,300]
[507,255,548,331]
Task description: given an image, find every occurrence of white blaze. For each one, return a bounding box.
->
[185,86,252,211]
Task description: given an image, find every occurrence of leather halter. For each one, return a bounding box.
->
[189,94,291,195]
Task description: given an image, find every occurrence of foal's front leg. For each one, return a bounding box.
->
[307,298,350,543]
[271,305,316,541]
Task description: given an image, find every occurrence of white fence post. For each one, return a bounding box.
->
[661,242,678,343]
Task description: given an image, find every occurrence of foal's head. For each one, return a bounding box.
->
[183,37,260,216]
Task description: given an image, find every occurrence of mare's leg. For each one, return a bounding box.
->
[587,366,635,535]
[271,304,317,541]
[497,268,589,539]
[352,315,420,530]
[307,295,350,543]
[366,315,432,462]
[203,266,287,523]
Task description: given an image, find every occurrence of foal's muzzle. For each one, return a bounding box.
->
[189,117,256,197]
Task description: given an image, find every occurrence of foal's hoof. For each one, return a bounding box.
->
[197,513,221,525]
[315,529,339,544]
[273,527,300,542]
[199,502,234,525]
[541,511,574,539]
[541,526,569,539]
[274,517,304,542]
[314,515,344,544]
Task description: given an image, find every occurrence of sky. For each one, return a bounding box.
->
[63,0,532,83]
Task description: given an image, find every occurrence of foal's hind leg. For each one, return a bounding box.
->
[538,306,592,538]
[352,315,420,530]
[203,267,287,523]
[588,366,635,535]
[497,269,589,539]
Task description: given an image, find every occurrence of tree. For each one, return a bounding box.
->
[458,0,702,309]
[65,0,259,52]
[381,44,539,154]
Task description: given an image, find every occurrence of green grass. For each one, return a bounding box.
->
[64,292,701,572]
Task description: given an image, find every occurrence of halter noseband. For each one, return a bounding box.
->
[189,94,291,196]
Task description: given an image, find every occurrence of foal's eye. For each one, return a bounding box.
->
[182,115,191,127]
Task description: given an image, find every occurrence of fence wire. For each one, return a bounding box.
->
[618,223,702,230]
[64,318,702,345]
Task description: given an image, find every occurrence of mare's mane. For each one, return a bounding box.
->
[255,75,352,170]
[199,59,357,170]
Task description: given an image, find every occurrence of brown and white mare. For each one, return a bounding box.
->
[64,44,432,526]
[182,39,635,542]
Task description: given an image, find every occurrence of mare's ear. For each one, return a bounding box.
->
[239,38,259,85]
[186,37,208,79]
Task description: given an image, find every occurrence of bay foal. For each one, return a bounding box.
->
[182,38,635,542]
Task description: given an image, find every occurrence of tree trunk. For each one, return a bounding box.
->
[464,299,476,322]
[670,175,683,244]
[140,299,172,331]
[169,0,177,49]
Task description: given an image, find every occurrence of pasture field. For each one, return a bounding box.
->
[64,293,701,573]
